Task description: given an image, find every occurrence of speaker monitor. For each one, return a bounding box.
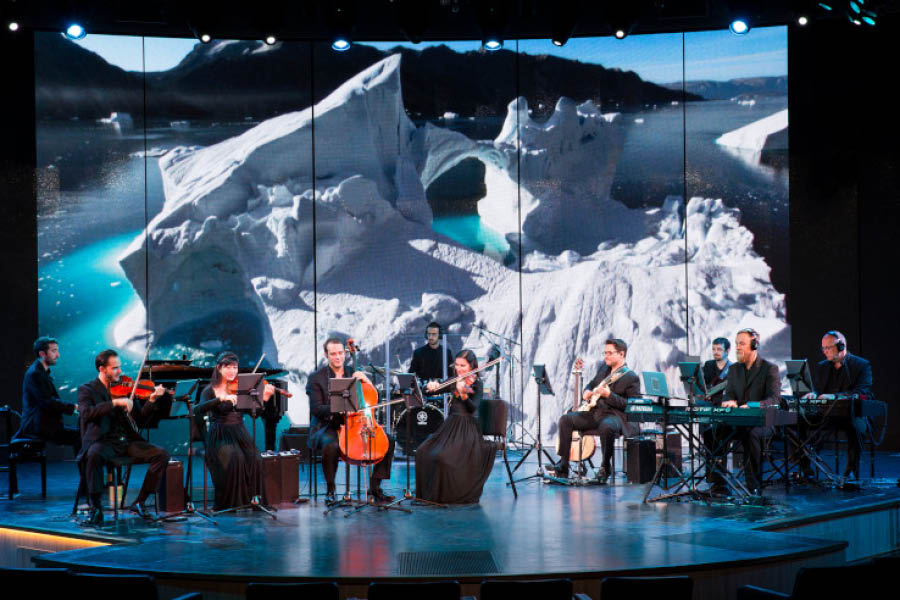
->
[158,460,185,513]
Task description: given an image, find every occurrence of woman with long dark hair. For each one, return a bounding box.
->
[416,349,499,503]
[195,352,274,510]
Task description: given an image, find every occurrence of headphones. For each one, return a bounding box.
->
[738,328,760,351]
[825,330,846,352]
[425,322,443,341]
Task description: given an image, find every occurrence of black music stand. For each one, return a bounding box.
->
[215,375,277,519]
[383,373,445,510]
[158,379,217,525]
[511,365,557,485]
[323,378,368,515]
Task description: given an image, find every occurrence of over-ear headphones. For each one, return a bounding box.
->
[825,330,845,352]
[738,328,760,351]
[425,321,443,341]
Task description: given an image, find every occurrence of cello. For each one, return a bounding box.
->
[337,339,391,466]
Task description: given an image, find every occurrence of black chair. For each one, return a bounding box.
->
[368,580,461,600]
[246,581,339,600]
[69,573,202,600]
[478,398,517,498]
[0,567,70,595]
[481,578,573,600]
[7,437,47,499]
[601,575,693,599]
[737,561,876,600]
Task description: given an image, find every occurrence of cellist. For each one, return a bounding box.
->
[306,337,396,504]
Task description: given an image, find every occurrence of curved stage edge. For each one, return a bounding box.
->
[3,458,900,600]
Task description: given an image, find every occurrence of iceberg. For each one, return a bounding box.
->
[118,54,789,440]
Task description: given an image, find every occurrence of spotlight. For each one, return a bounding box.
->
[326,2,356,53]
[199,33,212,43]
[551,0,580,47]
[332,37,351,51]
[478,1,506,52]
[615,28,627,39]
[729,19,750,34]
[818,2,833,9]
[264,35,277,45]
[798,15,809,25]
[605,3,640,41]
[849,1,861,14]
[8,21,19,32]
[483,38,503,51]
[395,0,428,44]
[64,23,86,40]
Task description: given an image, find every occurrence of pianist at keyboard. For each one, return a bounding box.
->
[801,330,875,480]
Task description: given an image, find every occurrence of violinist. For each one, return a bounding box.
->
[416,350,499,504]
[195,352,274,510]
[15,336,80,455]
[306,338,396,504]
[77,349,169,525]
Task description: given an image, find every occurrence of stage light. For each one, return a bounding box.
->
[264,35,277,45]
[818,2,833,9]
[551,0,579,47]
[326,2,356,53]
[729,19,750,35]
[483,38,503,51]
[395,0,428,44]
[332,37,351,51]
[8,21,19,32]
[478,1,506,52]
[798,15,809,25]
[199,33,212,43]
[615,28,627,39]
[64,23,86,40]
[849,1,861,14]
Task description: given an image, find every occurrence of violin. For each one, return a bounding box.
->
[110,375,169,400]
[225,377,292,398]
[337,338,390,466]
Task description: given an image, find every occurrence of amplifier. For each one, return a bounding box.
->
[280,426,310,459]
[158,460,185,513]
[262,454,281,504]
[626,438,655,483]
[262,452,302,504]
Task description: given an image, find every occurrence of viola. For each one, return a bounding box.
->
[337,339,390,466]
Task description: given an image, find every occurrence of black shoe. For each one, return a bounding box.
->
[369,488,395,504]
[548,462,569,478]
[80,507,104,527]
[128,501,153,521]
[596,467,610,484]
[325,487,337,504]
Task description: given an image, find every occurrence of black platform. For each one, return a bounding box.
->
[2,450,899,600]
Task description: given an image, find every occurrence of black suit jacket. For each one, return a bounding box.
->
[583,365,641,436]
[724,356,781,408]
[306,364,356,448]
[812,353,874,398]
[76,378,157,458]
[702,359,731,405]
[16,359,75,440]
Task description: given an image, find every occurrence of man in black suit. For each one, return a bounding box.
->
[552,338,641,483]
[15,336,80,455]
[805,330,874,479]
[77,349,169,525]
[722,328,781,494]
[306,338,395,504]
[700,337,732,492]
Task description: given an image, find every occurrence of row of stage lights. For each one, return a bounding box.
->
[5,3,883,48]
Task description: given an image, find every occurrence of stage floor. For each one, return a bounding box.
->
[3,449,900,594]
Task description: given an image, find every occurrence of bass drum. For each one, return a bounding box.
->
[392,404,444,455]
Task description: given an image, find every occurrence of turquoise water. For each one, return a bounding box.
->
[38,230,144,397]
[432,214,515,265]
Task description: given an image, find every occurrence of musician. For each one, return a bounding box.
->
[551,338,640,482]
[803,331,874,480]
[14,336,80,455]
[721,328,780,495]
[306,338,395,504]
[701,337,731,492]
[416,350,498,503]
[410,322,455,395]
[77,349,169,525]
[195,352,274,510]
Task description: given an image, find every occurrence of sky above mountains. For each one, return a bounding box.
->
[71,25,786,83]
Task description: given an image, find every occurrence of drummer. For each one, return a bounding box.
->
[409,322,455,397]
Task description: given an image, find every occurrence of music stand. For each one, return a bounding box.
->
[383,374,445,510]
[511,365,556,485]
[158,379,217,525]
[786,360,815,396]
[323,378,367,515]
[678,362,708,401]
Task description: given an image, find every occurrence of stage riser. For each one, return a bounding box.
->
[764,503,900,562]
[0,527,108,569]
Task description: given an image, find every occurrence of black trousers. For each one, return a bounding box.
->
[556,411,623,470]
[82,438,170,506]
[317,428,395,490]
[48,426,82,456]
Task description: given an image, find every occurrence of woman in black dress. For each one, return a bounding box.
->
[195,352,274,510]
[416,350,499,503]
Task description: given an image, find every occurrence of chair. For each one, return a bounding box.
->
[246,581,339,600]
[601,575,693,599]
[72,413,134,521]
[736,561,875,600]
[70,573,202,600]
[481,578,573,600]
[368,580,461,600]
[478,398,517,497]
[7,437,47,499]
[0,567,70,595]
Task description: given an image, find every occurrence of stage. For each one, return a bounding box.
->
[2,450,900,600]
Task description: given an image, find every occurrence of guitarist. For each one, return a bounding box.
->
[551,338,640,482]
[701,337,732,493]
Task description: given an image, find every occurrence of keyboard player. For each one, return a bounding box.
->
[720,328,781,495]
[801,331,874,480]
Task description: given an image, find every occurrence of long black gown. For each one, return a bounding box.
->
[196,385,263,510]
[415,378,498,504]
